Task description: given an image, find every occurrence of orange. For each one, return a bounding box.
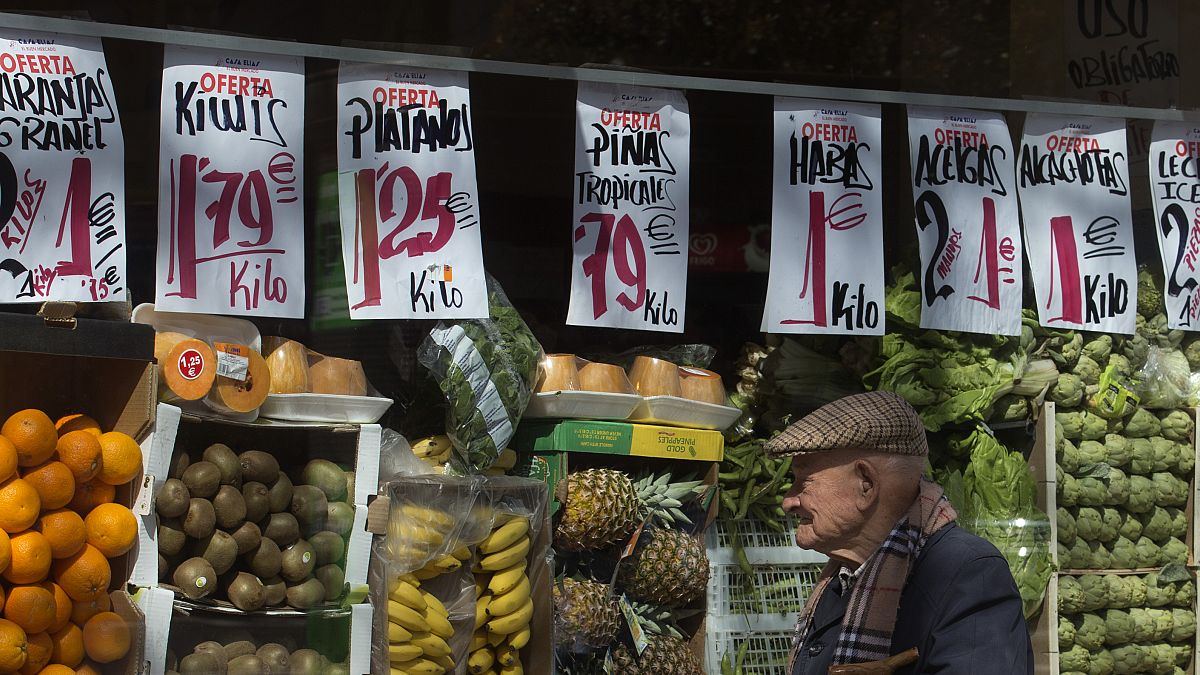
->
[95,433,139,487]
[65,482,113,517]
[52,434,100,484]
[2,411,57,469]
[0,436,18,483]
[52,417,99,439]
[0,618,28,672]
[4,586,55,634]
[80,612,127,664]
[0,528,11,574]
[73,662,100,675]
[38,586,69,635]
[81,505,136,560]
[18,631,50,675]
[50,546,109,603]
[66,594,107,628]
[35,511,84,561]
[0,478,41,533]
[37,666,73,675]
[21,463,74,512]
[48,625,82,668]
[5,531,51,585]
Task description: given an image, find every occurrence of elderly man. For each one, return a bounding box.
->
[767,391,1032,675]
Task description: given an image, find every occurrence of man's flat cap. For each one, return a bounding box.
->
[765,391,928,458]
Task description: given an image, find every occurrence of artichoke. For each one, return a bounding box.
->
[1073,612,1107,651]
[1159,410,1194,444]
[1125,407,1162,438]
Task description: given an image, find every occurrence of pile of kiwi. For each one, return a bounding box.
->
[171,639,348,675]
[157,443,355,611]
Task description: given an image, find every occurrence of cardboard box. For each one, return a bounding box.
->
[514,419,725,462]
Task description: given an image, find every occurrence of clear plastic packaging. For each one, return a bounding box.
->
[1135,346,1191,410]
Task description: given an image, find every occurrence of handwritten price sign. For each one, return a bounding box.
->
[336,64,485,320]
[156,46,305,318]
[1019,113,1137,334]
[567,83,690,332]
[762,98,884,335]
[907,107,1022,335]
[1150,121,1200,328]
[0,31,125,304]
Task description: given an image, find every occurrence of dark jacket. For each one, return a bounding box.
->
[790,523,1033,675]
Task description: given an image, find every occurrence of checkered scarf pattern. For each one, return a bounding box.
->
[787,479,957,669]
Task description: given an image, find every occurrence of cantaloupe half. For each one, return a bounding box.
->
[154,331,217,401]
[264,338,310,394]
[308,354,369,396]
[207,343,272,413]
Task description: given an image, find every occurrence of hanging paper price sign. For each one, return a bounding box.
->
[0,31,126,303]
[908,106,1022,335]
[336,64,486,319]
[1018,113,1136,334]
[156,46,305,318]
[761,98,884,335]
[567,82,690,332]
[1150,121,1200,328]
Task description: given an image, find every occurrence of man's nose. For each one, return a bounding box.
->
[781,492,801,512]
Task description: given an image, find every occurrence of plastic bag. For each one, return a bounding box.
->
[1135,346,1191,409]
[418,277,542,471]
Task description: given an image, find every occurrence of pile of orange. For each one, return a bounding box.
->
[0,410,140,675]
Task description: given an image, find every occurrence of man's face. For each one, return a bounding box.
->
[781,452,866,555]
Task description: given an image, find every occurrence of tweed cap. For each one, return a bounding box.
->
[765,391,928,458]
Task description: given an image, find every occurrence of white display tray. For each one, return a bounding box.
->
[523,390,642,420]
[630,395,741,431]
[260,393,393,424]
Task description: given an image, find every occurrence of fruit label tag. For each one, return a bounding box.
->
[213,342,250,381]
[603,648,615,673]
[620,520,648,560]
[618,594,649,655]
[175,347,206,381]
[135,473,155,516]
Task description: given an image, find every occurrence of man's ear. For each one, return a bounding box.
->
[853,459,879,510]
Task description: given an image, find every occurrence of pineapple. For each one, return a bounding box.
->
[611,634,703,675]
[555,470,705,551]
[553,577,623,649]
[617,527,709,607]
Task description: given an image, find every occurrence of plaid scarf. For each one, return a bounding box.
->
[788,478,957,669]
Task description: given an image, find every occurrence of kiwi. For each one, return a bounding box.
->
[290,485,327,534]
[280,539,315,583]
[266,473,293,513]
[181,461,222,499]
[213,485,248,530]
[261,512,300,548]
[156,479,191,519]
[183,498,217,539]
[239,451,280,485]
[168,451,191,480]
[344,471,355,504]
[325,662,350,675]
[314,564,345,601]
[242,482,270,523]
[224,641,258,660]
[179,652,221,675]
[256,644,289,674]
[308,531,346,566]
[324,502,355,536]
[261,575,287,606]
[244,537,282,579]
[300,460,346,502]
[202,443,243,487]
[285,577,325,609]
[158,517,188,556]
[226,571,266,611]
[288,650,323,675]
[227,654,264,675]
[194,530,238,575]
[193,641,227,666]
[229,521,262,555]
[173,557,217,600]
[158,553,170,581]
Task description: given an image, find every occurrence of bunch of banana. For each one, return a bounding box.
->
[412,435,453,470]
[482,448,519,477]
[387,503,458,564]
[469,515,534,674]
[386,573,457,674]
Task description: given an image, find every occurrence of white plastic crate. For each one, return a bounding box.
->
[706,518,828,565]
[705,629,794,675]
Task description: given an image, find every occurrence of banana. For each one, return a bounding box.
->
[424,607,455,640]
[474,575,488,598]
[390,657,445,674]
[409,631,451,658]
[493,448,518,470]
[468,648,495,674]
[499,658,523,675]
[398,573,422,587]
[486,576,530,617]
[422,592,449,617]
[494,645,517,668]
[389,579,428,611]
[389,644,424,662]
[487,562,527,596]
[487,596,533,635]
[470,630,488,652]
[479,518,529,554]
[433,654,455,672]
[427,555,463,574]
[451,546,473,561]
[486,630,507,647]
[475,593,491,627]
[390,521,446,548]
[388,622,414,642]
[505,625,530,650]
[411,435,452,458]
[399,504,455,530]
[388,599,431,633]
[413,566,442,581]
[479,536,530,572]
